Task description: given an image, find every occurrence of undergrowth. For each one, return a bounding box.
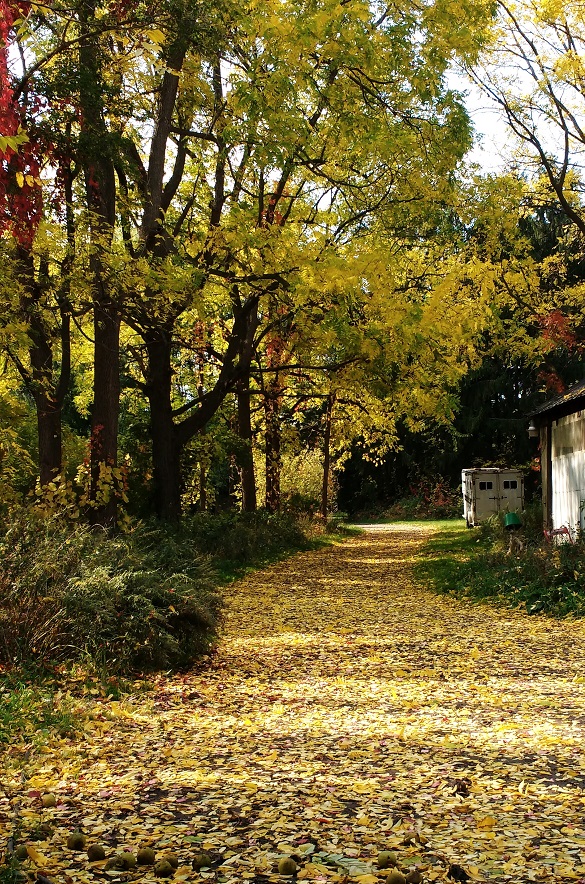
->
[0,510,337,747]
[0,511,332,676]
[0,674,79,745]
[0,517,221,674]
[416,507,585,617]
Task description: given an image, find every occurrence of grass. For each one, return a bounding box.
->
[414,520,482,594]
[414,514,585,617]
[0,671,80,745]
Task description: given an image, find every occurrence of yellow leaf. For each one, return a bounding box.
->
[356,876,379,884]
[352,782,372,794]
[15,171,24,187]
[147,28,166,44]
[476,815,497,828]
[26,846,51,867]
[25,174,35,186]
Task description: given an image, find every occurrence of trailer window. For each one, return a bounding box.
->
[479,481,493,491]
[503,480,518,489]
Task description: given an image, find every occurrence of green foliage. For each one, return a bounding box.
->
[0,517,221,673]
[0,853,22,884]
[384,479,462,521]
[182,511,310,575]
[416,511,585,617]
[0,675,79,744]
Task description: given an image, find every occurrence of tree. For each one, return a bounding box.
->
[468,0,585,235]
[129,0,496,518]
[6,0,497,523]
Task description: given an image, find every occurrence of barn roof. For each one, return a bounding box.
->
[530,378,585,420]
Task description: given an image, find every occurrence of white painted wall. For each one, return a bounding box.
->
[551,412,585,535]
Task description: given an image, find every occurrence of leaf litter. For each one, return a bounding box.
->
[3,524,585,883]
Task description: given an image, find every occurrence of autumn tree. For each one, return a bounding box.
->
[468,0,585,235]
[136,0,497,518]
[0,0,76,487]
[7,0,497,522]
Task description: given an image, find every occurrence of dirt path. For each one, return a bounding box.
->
[6,526,585,883]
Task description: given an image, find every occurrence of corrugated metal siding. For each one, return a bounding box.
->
[551,413,585,534]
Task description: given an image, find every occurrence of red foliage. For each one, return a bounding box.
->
[0,0,43,248]
[537,368,565,394]
[539,309,579,352]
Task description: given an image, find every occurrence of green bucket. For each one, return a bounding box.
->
[504,512,521,530]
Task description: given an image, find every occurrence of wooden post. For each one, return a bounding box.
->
[541,421,553,529]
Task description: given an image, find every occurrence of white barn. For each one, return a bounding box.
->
[530,380,585,536]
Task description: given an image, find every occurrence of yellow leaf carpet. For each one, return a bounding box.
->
[4,525,585,883]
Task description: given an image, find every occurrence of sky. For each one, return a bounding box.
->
[449,72,515,174]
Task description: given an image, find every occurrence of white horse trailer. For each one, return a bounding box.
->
[462,468,524,527]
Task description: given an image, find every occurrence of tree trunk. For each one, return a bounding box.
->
[237,374,257,512]
[79,0,119,528]
[199,462,207,511]
[264,384,281,513]
[146,332,183,521]
[89,301,120,527]
[320,392,334,519]
[35,395,63,486]
[16,248,69,487]
[28,312,63,486]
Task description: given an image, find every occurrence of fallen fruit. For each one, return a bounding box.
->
[119,852,136,870]
[386,873,407,884]
[66,832,87,851]
[378,851,398,869]
[278,857,297,875]
[192,852,212,870]
[137,847,156,865]
[105,856,123,871]
[87,844,106,862]
[41,794,57,808]
[155,859,174,877]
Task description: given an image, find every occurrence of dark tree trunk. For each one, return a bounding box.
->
[16,248,70,487]
[320,392,334,519]
[89,301,120,526]
[79,0,119,528]
[199,463,207,511]
[35,396,63,486]
[264,383,281,513]
[146,331,182,521]
[237,374,257,512]
[28,310,63,486]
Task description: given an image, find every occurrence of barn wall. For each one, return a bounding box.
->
[551,411,585,534]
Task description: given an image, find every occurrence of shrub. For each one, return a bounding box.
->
[0,517,221,673]
[419,511,585,617]
[385,478,462,521]
[182,510,309,566]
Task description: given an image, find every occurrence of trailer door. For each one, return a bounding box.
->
[499,474,523,514]
[473,473,499,520]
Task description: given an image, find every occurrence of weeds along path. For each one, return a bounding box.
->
[5,525,585,883]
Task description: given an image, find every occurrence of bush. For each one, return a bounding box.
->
[418,509,585,617]
[0,517,221,673]
[385,478,462,521]
[182,510,309,567]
